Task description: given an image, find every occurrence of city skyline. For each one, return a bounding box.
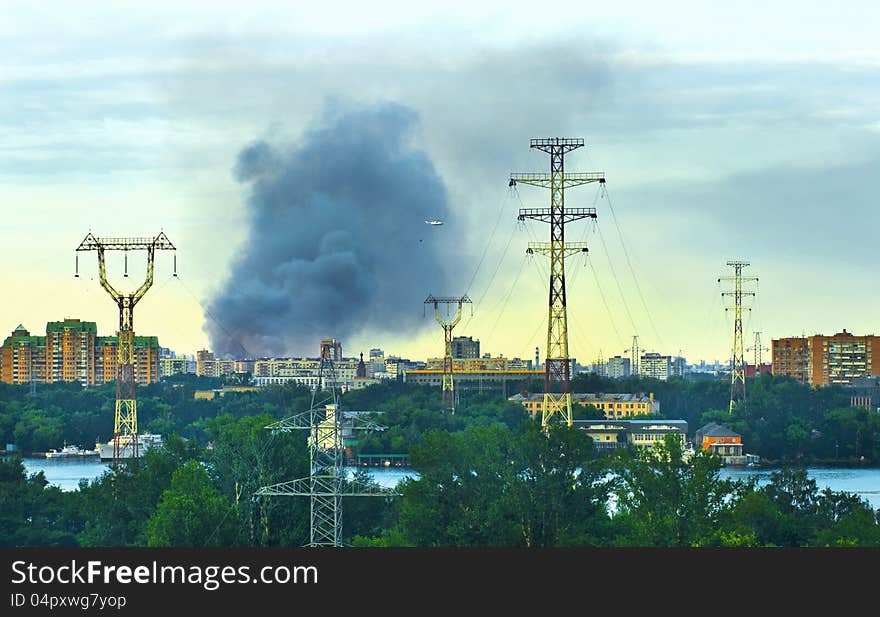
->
[3,2,880,364]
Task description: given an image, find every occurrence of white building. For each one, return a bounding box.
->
[640,352,672,381]
[252,357,359,390]
[159,357,195,378]
[607,355,631,379]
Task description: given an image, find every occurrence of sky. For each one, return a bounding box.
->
[2,1,879,365]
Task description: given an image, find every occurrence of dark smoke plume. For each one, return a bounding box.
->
[205,101,459,357]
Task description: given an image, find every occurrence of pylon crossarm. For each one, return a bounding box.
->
[79,232,176,304]
[530,137,585,150]
[518,208,597,223]
[348,417,388,432]
[266,411,315,432]
[255,478,399,497]
[424,294,472,305]
[76,233,176,252]
[526,242,588,257]
[510,172,605,188]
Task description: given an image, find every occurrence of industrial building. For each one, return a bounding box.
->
[772,330,880,386]
[1,320,158,386]
[509,392,659,419]
[425,355,533,372]
[407,368,542,396]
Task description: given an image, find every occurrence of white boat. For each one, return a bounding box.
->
[45,444,100,459]
[95,433,163,461]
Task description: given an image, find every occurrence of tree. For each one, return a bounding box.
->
[77,435,203,546]
[204,413,310,546]
[397,421,613,547]
[0,456,79,546]
[610,435,735,546]
[145,461,237,547]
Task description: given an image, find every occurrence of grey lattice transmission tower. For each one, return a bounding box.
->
[747,331,769,367]
[626,335,640,377]
[719,260,758,414]
[255,353,398,547]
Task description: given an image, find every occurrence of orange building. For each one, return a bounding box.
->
[1,325,46,384]
[95,336,160,385]
[772,329,879,386]
[1,321,158,386]
[695,422,743,457]
[45,318,96,384]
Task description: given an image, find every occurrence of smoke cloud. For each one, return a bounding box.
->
[205,101,459,357]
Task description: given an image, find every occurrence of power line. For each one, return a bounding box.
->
[174,275,255,359]
[594,220,639,337]
[600,184,666,348]
[464,187,515,296]
[460,216,521,332]
[587,256,625,348]
[484,252,530,342]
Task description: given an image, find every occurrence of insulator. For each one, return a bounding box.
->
[124,251,128,277]
[75,253,79,277]
[173,253,178,277]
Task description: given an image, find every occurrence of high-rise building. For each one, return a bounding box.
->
[159,356,192,378]
[195,349,236,378]
[640,352,672,381]
[1,325,46,385]
[670,356,686,378]
[94,336,159,385]
[772,330,880,387]
[771,336,809,383]
[606,355,631,379]
[451,336,480,359]
[320,338,342,361]
[45,318,96,384]
[1,321,158,386]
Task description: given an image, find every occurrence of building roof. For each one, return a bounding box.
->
[411,369,541,375]
[96,335,160,347]
[3,332,46,347]
[572,419,687,432]
[573,420,630,428]
[509,392,652,403]
[698,422,741,438]
[46,319,97,334]
[626,420,688,431]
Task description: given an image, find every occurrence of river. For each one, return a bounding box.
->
[19,458,414,492]
[18,458,880,510]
